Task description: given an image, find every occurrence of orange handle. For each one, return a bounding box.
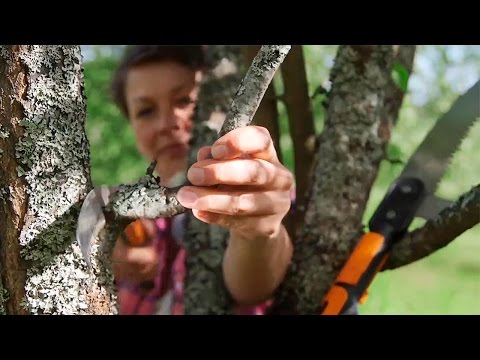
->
[121,220,155,290]
[123,220,150,247]
[320,232,389,315]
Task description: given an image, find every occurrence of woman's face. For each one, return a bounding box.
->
[124,61,202,184]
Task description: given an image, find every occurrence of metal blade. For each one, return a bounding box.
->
[76,185,118,268]
[415,195,454,220]
[399,79,479,196]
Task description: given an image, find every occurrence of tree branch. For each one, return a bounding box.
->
[240,45,282,163]
[384,184,480,270]
[280,45,316,236]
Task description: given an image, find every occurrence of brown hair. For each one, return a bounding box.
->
[111,45,207,117]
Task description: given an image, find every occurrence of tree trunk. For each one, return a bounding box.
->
[271,45,398,314]
[0,45,114,314]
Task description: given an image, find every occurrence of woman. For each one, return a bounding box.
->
[109,45,294,314]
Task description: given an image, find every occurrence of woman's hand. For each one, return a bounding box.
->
[177,125,293,241]
[177,125,294,304]
[112,219,159,284]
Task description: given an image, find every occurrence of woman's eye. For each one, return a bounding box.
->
[136,108,153,117]
[176,97,195,108]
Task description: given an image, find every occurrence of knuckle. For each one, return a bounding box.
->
[212,165,224,184]
[255,126,271,148]
[206,161,231,185]
[280,167,295,190]
[249,161,263,184]
[286,171,294,188]
[254,125,270,137]
[233,194,255,214]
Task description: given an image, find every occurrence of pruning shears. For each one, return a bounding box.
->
[320,79,479,315]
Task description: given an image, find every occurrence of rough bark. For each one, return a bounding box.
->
[280,45,316,235]
[182,45,243,315]
[271,45,397,314]
[0,46,30,314]
[0,46,113,314]
[385,184,480,270]
[240,45,282,162]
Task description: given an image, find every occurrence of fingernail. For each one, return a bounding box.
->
[177,189,198,207]
[188,167,204,184]
[212,144,227,159]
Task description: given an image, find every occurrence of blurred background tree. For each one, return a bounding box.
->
[81,45,480,314]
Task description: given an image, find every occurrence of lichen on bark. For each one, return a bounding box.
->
[0,45,114,314]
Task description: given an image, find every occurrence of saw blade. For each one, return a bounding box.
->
[415,194,454,220]
[399,79,479,195]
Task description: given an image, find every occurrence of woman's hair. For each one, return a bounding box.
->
[111,45,207,117]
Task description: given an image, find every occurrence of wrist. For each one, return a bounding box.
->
[229,224,282,250]
[223,224,292,305]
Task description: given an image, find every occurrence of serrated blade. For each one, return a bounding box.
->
[399,79,479,196]
[415,195,454,220]
[76,185,118,268]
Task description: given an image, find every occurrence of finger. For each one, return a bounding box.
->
[211,126,279,163]
[192,210,282,239]
[197,146,212,162]
[186,158,293,190]
[177,186,291,217]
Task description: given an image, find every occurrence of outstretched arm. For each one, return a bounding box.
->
[177,125,294,305]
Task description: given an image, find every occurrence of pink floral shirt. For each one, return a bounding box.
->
[116,217,271,315]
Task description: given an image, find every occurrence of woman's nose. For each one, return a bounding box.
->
[155,110,179,132]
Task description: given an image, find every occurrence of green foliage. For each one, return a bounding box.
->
[83,55,148,186]
[391,62,410,93]
[386,142,404,163]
